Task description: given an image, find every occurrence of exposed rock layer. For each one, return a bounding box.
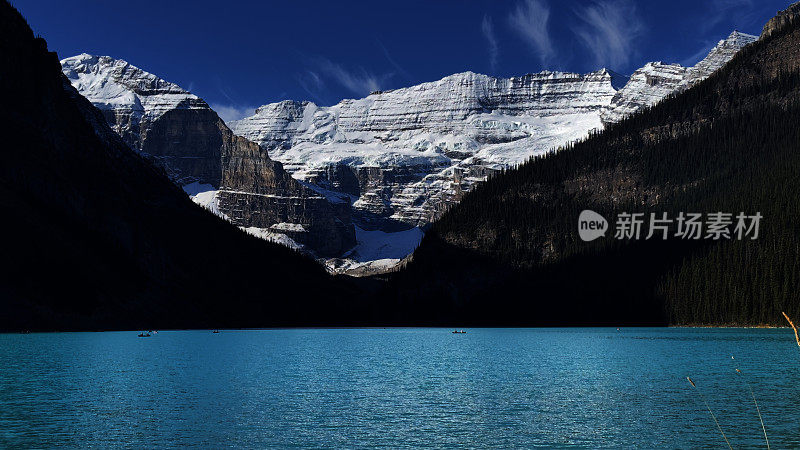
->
[217,130,355,256]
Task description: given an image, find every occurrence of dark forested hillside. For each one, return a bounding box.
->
[384,14,800,326]
[0,1,368,331]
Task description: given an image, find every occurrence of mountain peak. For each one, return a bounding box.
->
[61,54,193,97]
[600,29,752,124]
[60,52,210,171]
[686,30,757,85]
[723,30,758,47]
[595,68,630,90]
[254,99,314,116]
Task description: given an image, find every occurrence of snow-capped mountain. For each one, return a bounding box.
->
[61,54,219,185]
[230,69,626,229]
[60,53,356,257]
[686,31,759,84]
[60,54,201,133]
[230,31,756,233]
[602,31,758,123]
[235,71,624,232]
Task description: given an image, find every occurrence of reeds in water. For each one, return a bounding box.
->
[731,356,770,450]
[684,314,798,448]
[687,376,733,449]
[782,311,800,350]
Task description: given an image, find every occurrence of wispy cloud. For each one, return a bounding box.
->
[209,80,257,124]
[310,56,390,97]
[481,15,499,73]
[377,40,414,83]
[210,103,257,124]
[572,0,643,70]
[704,0,757,31]
[508,0,554,67]
[681,40,716,67]
[296,69,328,104]
[682,0,760,67]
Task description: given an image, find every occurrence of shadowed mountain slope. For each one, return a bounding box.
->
[0,1,363,331]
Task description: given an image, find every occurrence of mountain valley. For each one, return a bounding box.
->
[62,31,756,273]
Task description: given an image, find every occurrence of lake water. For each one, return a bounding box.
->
[1,328,798,448]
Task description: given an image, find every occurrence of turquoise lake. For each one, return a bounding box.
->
[1,328,798,448]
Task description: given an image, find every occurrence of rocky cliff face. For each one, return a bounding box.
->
[217,127,355,256]
[61,54,356,257]
[231,34,754,232]
[762,1,800,37]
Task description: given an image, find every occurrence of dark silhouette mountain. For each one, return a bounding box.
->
[0,1,365,331]
[380,5,800,326]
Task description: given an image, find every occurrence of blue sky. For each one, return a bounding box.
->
[17,0,789,121]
